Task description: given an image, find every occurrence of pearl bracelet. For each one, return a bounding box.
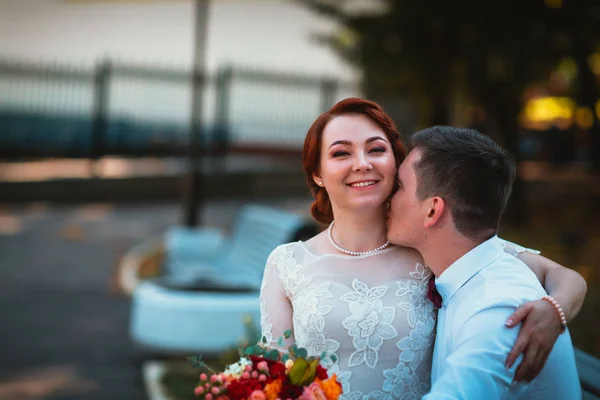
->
[542,295,567,333]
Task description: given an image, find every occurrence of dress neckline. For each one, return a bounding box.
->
[297,240,398,260]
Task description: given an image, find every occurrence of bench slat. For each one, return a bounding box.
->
[575,348,600,397]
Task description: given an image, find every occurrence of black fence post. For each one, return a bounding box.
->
[183,0,210,227]
[183,67,206,227]
[320,78,337,112]
[90,59,111,177]
[213,65,233,155]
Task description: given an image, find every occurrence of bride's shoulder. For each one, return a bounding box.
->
[297,230,328,255]
[267,234,321,260]
[389,245,425,265]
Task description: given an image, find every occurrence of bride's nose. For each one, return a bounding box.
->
[353,153,373,172]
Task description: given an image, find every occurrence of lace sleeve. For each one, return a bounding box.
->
[259,246,294,350]
[499,238,541,257]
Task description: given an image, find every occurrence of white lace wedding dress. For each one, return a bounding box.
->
[259,240,536,400]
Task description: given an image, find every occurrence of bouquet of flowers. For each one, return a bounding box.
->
[188,330,342,400]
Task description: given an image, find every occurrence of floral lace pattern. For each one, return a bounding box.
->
[341,280,398,369]
[384,264,436,399]
[259,268,274,344]
[259,243,435,400]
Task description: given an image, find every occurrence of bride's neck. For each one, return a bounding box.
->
[329,210,388,253]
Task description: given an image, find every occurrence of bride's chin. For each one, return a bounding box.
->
[348,198,388,214]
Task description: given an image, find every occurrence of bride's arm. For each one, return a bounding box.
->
[512,251,587,323]
[259,246,294,352]
[501,240,587,382]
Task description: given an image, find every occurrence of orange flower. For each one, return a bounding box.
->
[264,379,282,400]
[316,375,342,400]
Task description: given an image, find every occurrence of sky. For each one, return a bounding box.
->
[0,0,358,80]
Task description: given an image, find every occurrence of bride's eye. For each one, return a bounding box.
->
[369,147,386,153]
[332,150,350,157]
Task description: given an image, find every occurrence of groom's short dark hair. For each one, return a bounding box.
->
[411,126,516,241]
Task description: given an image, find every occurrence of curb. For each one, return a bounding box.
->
[118,236,163,295]
[142,360,172,400]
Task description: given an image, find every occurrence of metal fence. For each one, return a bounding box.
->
[0,58,360,159]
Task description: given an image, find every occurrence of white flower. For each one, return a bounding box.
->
[224,357,252,378]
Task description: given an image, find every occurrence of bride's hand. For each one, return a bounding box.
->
[504,300,562,382]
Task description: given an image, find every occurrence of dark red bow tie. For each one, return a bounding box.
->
[427,275,443,308]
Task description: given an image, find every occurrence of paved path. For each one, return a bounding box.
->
[0,199,311,400]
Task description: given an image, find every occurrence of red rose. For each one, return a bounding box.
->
[227,381,253,399]
[316,365,328,380]
[269,362,286,379]
[227,378,266,400]
[279,382,303,399]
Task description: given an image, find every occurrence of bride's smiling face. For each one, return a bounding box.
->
[313,114,397,213]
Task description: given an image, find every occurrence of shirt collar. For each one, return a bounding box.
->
[435,235,505,305]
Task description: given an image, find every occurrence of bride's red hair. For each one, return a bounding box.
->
[302,97,406,224]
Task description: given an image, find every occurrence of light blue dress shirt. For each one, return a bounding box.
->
[423,236,580,400]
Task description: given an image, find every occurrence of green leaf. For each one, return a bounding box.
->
[277,337,283,346]
[284,329,292,339]
[289,358,319,386]
[321,351,327,359]
[288,358,308,385]
[330,354,338,363]
[265,349,280,361]
[187,355,205,368]
[295,347,308,360]
[243,346,255,355]
[288,344,298,357]
[282,354,289,363]
[262,336,267,344]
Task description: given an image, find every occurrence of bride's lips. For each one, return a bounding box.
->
[346,180,380,189]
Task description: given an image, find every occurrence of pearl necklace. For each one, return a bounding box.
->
[327,221,391,256]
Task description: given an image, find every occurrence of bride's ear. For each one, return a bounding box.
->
[424,197,445,228]
[312,173,324,188]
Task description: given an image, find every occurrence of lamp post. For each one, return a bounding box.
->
[183,0,210,226]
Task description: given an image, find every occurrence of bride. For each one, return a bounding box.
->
[259,98,586,399]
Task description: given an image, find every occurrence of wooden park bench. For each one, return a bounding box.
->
[129,204,318,354]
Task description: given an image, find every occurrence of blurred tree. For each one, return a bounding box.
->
[297,0,600,224]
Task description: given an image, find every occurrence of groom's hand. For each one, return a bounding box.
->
[504,300,562,382]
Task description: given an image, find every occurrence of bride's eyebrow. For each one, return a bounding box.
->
[366,136,388,144]
[328,140,352,149]
[328,136,388,149]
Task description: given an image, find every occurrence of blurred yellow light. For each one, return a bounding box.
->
[524,96,574,124]
[588,53,600,75]
[575,106,594,130]
[544,0,562,8]
[596,100,600,119]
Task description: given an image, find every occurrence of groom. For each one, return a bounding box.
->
[387,126,580,399]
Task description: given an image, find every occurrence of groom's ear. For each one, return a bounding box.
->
[423,197,445,228]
